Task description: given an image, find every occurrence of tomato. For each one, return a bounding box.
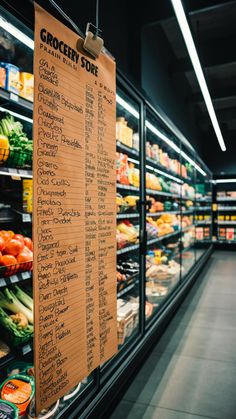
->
[24,237,33,250]
[4,239,24,256]
[13,234,25,244]
[17,251,32,264]
[7,230,15,238]
[0,230,11,243]
[0,236,5,251]
[1,254,17,266]
[0,251,2,264]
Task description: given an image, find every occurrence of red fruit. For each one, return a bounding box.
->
[0,236,5,251]
[17,251,32,263]
[0,231,11,243]
[4,239,24,256]
[24,237,33,251]
[1,254,17,266]
[13,234,25,244]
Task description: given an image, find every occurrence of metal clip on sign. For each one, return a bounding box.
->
[83,23,104,59]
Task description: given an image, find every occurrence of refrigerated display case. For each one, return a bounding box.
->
[214,178,236,245]
[0,2,213,418]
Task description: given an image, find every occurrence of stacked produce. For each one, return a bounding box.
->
[116,117,139,151]
[116,194,139,214]
[146,173,182,196]
[146,140,193,178]
[116,221,139,249]
[0,114,33,167]
[147,196,179,213]
[116,152,140,187]
[0,285,33,345]
[0,230,33,276]
[146,213,180,239]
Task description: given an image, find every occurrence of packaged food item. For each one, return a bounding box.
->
[0,63,20,94]
[226,228,234,241]
[0,399,19,418]
[132,132,139,151]
[116,117,133,147]
[19,73,34,102]
[0,67,6,88]
[27,398,59,419]
[0,374,35,416]
[22,179,33,213]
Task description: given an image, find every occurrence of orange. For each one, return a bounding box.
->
[4,239,24,256]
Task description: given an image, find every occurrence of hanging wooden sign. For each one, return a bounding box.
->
[33,3,117,413]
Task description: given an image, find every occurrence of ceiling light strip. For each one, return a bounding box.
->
[0,15,34,50]
[171,0,226,152]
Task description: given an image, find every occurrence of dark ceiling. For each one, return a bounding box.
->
[141,0,236,174]
[4,0,236,174]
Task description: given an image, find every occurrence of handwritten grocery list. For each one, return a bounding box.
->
[33,4,117,413]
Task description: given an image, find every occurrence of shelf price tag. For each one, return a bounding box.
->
[22,213,31,222]
[9,92,19,102]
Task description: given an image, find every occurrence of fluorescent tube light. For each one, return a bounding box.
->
[215,179,236,183]
[146,164,183,184]
[116,94,139,119]
[146,121,180,153]
[0,15,34,50]
[146,121,206,176]
[0,106,33,123]
[171,0,226,152]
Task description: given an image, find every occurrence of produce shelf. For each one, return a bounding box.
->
[195,221,211,225]
[147,230,180,245]
[196,239,212,243]
[0,271,32,288]
[147,210,180,216]
[117,213,139,219]
[116,184,139,192]
[117,244,139,255]
[217,206,236,210]
[216,220,236,225]
[0,88,33,114]
[196,197,212,202]
[116,141,139,158]
[146,157,192,183]
[217,197,236,202]
[117,278,139,298]
[146,189,180,198]
[0,167,32,179]
[182,209,194,214]
[217,240,236,244]
[195,206,212,211]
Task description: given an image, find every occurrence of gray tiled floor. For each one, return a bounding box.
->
[109,251,236,419]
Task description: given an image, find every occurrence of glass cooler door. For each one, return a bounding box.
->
[180,145,196,280]
[195,162,213,261]
[145,110,182,322]
[102,83,143,371]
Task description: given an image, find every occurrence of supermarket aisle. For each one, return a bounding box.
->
[109,251,236,419]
